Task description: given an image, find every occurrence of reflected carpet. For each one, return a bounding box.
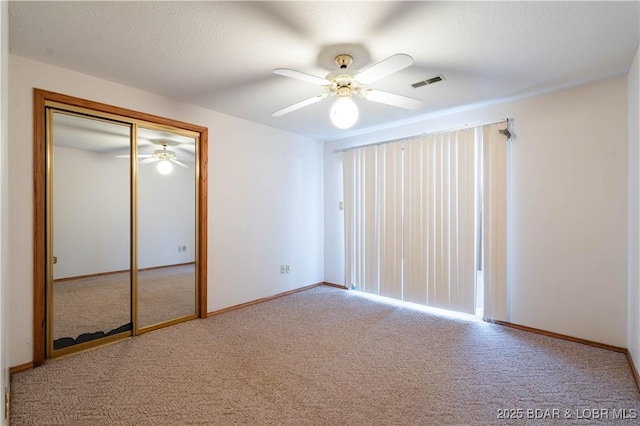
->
[53,263,196,342]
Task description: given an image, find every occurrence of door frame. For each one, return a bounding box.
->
[33,88,209,366]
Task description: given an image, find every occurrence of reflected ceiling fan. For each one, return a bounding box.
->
[117,140,188,175]
[272,53,423,129]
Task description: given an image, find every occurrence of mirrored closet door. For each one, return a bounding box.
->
[35,89,208,362]
[136,126,198,330]
[50,111,133,353]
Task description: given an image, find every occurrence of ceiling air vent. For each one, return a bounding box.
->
[411,74,446,88]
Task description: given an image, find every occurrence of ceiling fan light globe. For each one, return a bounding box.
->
[330,97,358,129]
[156,160,173,175]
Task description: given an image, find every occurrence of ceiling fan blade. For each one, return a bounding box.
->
[355,54,414,85]
[360,89,423,110]
[271,94,329,117]
[140,157,159,165]
[273,68,331,86]
[173,144,195,154]
[171,159,189,168]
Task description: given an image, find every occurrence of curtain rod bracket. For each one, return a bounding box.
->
[499,128,512,139]
[499,118,515,140]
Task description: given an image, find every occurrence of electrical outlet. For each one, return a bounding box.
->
[280,265,285,274]
[182,245,187,252]
[286,264,291,273]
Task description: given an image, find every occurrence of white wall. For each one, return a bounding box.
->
[7,54,324,366]
[325,76,629,348]
[629,45,640,369]
[0,1,8,423]
[210,120,324,309]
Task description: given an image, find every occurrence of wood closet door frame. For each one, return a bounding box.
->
[33,88,209,366]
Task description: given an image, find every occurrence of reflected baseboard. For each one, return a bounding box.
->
[54,262,196,283]
[139,262,195,272]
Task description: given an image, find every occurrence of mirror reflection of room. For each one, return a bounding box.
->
[49,112,198,353]
[51,112,132,349]
[136,127,197,329]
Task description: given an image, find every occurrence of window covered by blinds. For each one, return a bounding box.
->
[343,123,507,318]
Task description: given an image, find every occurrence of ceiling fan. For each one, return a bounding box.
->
[272,53,423,129]
[117,140,188,175]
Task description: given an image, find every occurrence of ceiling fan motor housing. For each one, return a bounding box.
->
[154,149,175,160]
[326,55,361,97]
[335,54,353,69]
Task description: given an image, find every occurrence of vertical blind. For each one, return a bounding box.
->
[403,129,477,313]
[343,146,379,294]
[481,123,508,320]
[343,123,507,318]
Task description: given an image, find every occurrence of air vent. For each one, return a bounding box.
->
[411,74,446,88]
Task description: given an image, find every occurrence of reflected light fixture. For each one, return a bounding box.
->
[156,159,173,175]
[330,83,359,129]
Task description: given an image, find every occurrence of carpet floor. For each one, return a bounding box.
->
[10,285,640,425]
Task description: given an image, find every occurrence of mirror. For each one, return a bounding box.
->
[36,89,208,362]
[50,112,133,350]
[136,127,197,329]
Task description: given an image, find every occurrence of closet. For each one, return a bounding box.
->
[33,89,208,362]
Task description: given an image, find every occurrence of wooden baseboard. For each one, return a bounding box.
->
[487,319,640,392]
[9,362,34,376]
[625,350,640,393]
[207,282,325,317]
[486,319,640,391]
[486,319,627,353]
[322,282,348,289]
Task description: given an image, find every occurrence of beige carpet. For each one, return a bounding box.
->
[11,286,640,425]
[53,264,196,343]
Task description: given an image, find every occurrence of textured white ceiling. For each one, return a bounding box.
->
[9,1,640,141]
